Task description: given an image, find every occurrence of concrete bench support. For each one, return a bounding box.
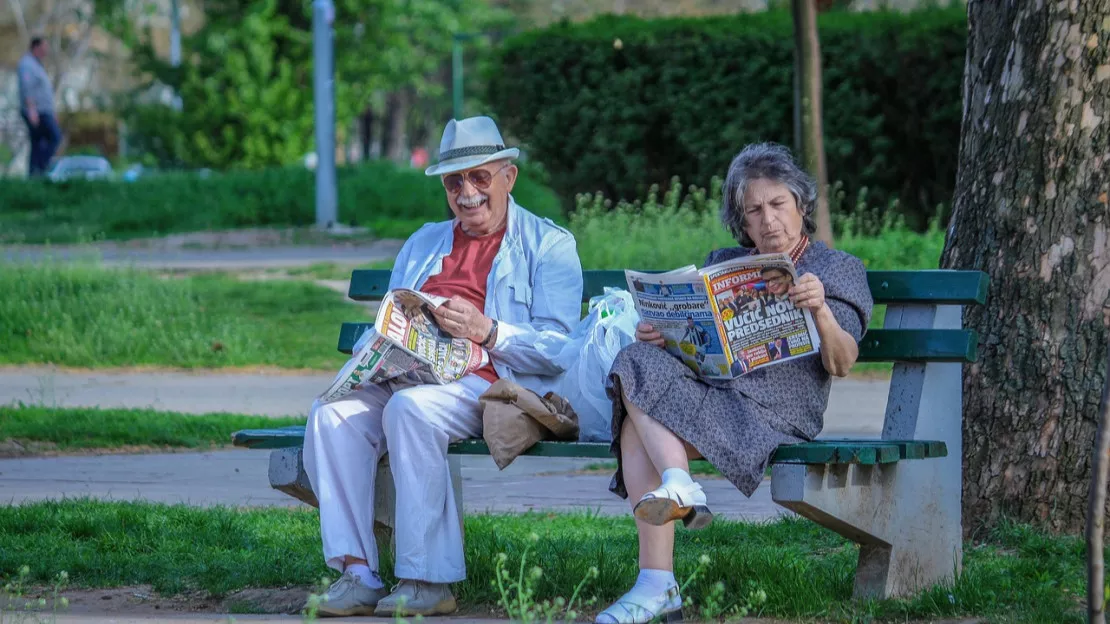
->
[771,304,964,599]
[268,446,465,551]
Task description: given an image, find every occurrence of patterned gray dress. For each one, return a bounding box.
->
[606,241,874,498]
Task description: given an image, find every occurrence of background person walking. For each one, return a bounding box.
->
[18,37,62,177]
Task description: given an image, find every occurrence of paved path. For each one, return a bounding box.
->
[0,367,888,437]
[0,450,787,522]
[0,368,888,521]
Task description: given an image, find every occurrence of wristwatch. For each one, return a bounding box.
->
[481,319,498,349]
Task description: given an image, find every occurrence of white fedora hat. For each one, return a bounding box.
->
[424,116,520,177]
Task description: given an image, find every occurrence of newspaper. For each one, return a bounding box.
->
[318,289,490,402]
[625,252,821,379]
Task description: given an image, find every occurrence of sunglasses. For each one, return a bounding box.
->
[442,163,511,194]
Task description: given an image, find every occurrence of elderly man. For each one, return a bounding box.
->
[18,37,61,177]
[303,116,584,618]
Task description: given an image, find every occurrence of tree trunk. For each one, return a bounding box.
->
[385,89,410,163]
[792,0,834,247]
[941,0,1110,534]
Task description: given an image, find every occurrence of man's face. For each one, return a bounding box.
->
[763,269,791,296]
[33,41,49,60]
[441,160,517,235]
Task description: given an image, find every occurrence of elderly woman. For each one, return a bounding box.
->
[596,143,873,624]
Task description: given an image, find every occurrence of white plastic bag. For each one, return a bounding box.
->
[549,287,640,442]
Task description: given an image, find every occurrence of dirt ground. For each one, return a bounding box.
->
[2,585,985,622]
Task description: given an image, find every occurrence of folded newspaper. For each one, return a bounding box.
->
[626,252,821,380]
[318,289,490,402]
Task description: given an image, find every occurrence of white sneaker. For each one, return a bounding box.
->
[373,579,457,617]
[595,584,682,624]
[633,479,714,529]
[308,570,389,617]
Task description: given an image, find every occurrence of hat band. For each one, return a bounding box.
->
[438,144,506,162]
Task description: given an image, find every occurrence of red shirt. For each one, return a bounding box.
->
[420,223,506,383]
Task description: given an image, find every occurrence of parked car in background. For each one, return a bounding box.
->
[47,155,113,181]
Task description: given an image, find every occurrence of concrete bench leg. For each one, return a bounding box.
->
[267,446,466,554]
[772,304,964,599]
[771,459,961,598]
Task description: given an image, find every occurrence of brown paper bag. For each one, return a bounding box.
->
[479,379,579,469]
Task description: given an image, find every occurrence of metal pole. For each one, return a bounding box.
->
[452,37,464,120]
[313,0,338,229]
[170,0,181,67]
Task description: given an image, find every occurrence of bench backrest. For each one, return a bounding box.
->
[337,269,989,364]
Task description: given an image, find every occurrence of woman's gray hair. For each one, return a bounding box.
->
[720,142,817,248]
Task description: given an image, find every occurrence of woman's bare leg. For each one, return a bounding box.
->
[619,416,674,572]
[621,389,689,476]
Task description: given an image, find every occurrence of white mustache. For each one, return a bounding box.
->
[457,193,488,208]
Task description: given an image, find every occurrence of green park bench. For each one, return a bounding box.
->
[232,266,988,600]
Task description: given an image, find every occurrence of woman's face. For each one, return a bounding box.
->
[741,178,805,254]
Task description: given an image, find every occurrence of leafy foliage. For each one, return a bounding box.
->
[487,6,967,228]
[110,0,508,169]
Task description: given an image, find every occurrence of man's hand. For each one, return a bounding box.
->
[432,296,493,343]
[27,109,39,127]
[635,322,665,347]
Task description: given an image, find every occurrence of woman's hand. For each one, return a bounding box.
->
[788,273,826,312]
[636,322,665,347]
[432,296,493,343]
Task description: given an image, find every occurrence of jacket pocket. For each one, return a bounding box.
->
[510,281,533,307]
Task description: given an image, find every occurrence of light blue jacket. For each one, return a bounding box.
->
[388,196,585,393]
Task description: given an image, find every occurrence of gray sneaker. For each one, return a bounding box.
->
[307,570,390,617]
[373,579,457,617]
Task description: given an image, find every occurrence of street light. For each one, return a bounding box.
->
[313,0,337,230]
[451,32,496,120]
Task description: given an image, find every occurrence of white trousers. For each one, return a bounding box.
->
[303,375,489,583]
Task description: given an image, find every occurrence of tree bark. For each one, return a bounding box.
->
[385,89,410,163]
[1088,340,1110,624]
[792,0,834,247]
[941,0,1110,534]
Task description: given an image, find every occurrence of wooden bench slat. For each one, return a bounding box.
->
[854,329,979,363]
[866,270,989,306]
[337,323,979,363]
[231,426,946,466]
[449,439,612,458]
[349,269,989,306]
[348,271,391,301]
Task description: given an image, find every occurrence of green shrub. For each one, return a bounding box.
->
[0,160,563,244]
[489,6,966,229]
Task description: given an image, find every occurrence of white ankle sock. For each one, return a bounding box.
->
[633,568,678,596]
[661,468,694,487]
[345,564,384,590]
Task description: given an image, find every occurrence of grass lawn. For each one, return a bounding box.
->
[0,161,564,245]
[0,406,304,453]
[0,262,359,370]
[0,500,1086,622]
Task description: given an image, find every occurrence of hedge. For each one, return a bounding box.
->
[487,6,967,228]
[0,161,563,244]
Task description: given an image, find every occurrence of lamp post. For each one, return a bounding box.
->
[313,0,337,230]
[170,0,181,67]
[452,33,472,120]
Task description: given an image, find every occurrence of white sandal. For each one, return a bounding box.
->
[595,585,682,624]
[633,480,714,530]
